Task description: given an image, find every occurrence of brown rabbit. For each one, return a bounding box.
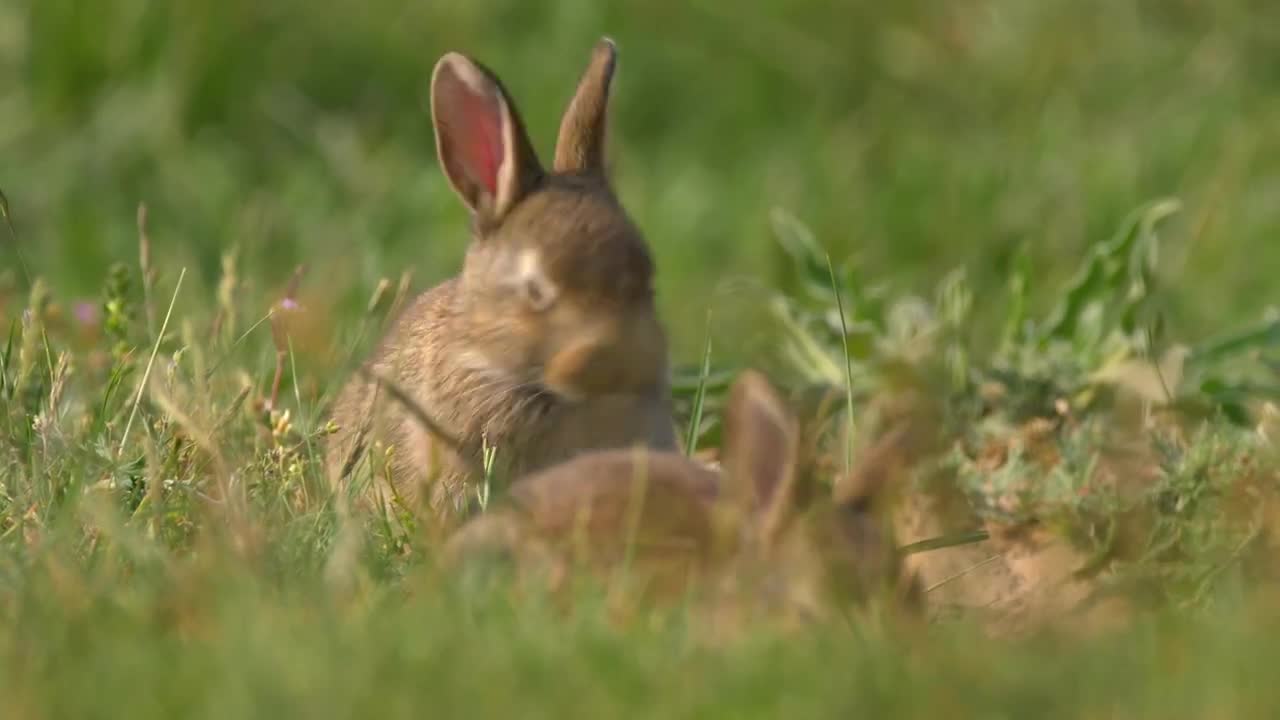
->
[443,370,921,627]
[325,38,677,522]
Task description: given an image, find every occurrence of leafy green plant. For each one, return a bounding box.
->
[765,199,1280,610]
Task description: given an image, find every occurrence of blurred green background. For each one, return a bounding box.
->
[2,0,1277,364]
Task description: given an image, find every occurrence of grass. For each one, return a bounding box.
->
[4,0,1280,716]
[2,191,1278,717]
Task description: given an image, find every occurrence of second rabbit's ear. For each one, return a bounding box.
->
[833,424,915,509]
[720,370,804,542]
[553,37,618,175]
[430,52,544,221]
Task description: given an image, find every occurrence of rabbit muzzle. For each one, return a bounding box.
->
[540,317,667,402]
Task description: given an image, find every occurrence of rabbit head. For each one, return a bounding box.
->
[442,370,919,624]
[429,39,666,403]
[710,372,921,623]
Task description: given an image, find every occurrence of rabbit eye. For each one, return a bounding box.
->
[521,274,558,312]
[512,248,559,312]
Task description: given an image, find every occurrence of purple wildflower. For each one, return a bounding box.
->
[74,301,100,326]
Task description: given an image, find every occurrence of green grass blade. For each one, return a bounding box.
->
[1,318,14,398]
[999,243,1031,352]
[0,187,13,239]
[683,311,714,457]
[900,530,991,556]
[94,359,131,433]
[826,253,856,473]
[118,268,185,458]
[287,334,320,480]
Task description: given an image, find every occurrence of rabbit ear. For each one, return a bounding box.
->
[430,52,544,220]
[553,38,618,175]
[720,370,803,542]
[833,423,916,510]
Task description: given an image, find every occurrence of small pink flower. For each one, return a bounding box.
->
[74,301,100,326]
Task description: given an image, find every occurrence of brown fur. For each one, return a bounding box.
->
[443,371,921,624]
[325,39,678,523]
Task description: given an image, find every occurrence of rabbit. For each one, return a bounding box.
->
[325,38,678,524]
[442,370,923,626]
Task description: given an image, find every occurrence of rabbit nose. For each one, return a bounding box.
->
[543,340,622,399]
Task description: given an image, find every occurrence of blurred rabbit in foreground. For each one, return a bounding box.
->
[444,370,924,628]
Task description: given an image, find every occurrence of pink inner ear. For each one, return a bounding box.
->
[458,88,504,195]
